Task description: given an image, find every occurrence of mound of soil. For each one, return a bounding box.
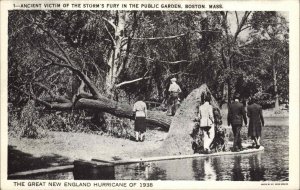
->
[156,84,219,156]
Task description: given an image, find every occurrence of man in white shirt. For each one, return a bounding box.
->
[199,94,215,153]
[167,78,182,116]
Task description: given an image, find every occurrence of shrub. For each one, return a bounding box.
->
[8,100,47,139]
[9,101,134,138]
[107,116,134,139]
[252,92,275,109]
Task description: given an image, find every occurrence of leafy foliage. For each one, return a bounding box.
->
[8,100,47,138]
[8,11,289,136]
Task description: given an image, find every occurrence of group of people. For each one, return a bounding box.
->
[132,77,182,141]
[227,94,264,152]
[199,93,264,153]
[132,77,265,153]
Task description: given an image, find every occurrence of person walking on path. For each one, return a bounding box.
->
[167,77,182,116]
[199,94,215,153]
[227,94,247,152]
[133,97,148,142]
[247,98,264,149]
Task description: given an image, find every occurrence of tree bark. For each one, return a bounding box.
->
[105,11,127,95]
[273,62,279,110]
[76,98,172,129]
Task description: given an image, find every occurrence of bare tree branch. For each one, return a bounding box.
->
[23,62,52,77]
[104,24,116,47]
[25,17,75,67]
[233,11,251,41]
[11,85,53,108]
[166,72,196,77]
[161,60,190,64]
[235,11,240,26]
[42,55,101,99]
[115,76,151,88]
[43,48,69,65]
[240,25,251,32]
[131,53,190,65]
[194,29,222,33]
[102,17,117,30]
[34,82,71,103]
[130,34,186,40]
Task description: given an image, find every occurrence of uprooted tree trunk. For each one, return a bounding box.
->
[20,83,172,129]
[154,84,219,156]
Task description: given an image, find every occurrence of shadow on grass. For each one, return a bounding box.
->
[8,145,72,176]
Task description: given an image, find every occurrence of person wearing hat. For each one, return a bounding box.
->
[247,97,264,149]
[227,94,247,152]
[167,77,182,116]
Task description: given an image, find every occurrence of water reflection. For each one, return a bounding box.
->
[133,162,152,180]
[204,158,217,180]
[116,152,268,181]
[98,126,288,181]
[248,153,265,181]
[192,157,217,180]
[231,156,244,181]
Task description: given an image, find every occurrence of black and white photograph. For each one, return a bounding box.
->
[1,0,299,189]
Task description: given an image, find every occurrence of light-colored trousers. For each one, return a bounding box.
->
[202,125,215,150]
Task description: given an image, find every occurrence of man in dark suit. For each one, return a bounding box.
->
[247,98,264,149]
[227,94,247,152]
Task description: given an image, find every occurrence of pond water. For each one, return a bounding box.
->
[23,125,288,181]
[114,125,288,181]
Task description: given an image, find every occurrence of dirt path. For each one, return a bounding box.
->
[8,129,168,174]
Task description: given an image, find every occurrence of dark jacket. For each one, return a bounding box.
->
[227,101,247,126]
[247,103,264,134]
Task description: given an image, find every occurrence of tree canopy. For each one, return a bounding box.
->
[8,10,289,112]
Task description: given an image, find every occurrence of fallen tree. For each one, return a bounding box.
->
[15,80,172,129]
[10,12,189,130]
[155,84,219,156]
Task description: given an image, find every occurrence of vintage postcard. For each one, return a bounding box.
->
[1,0,299,189]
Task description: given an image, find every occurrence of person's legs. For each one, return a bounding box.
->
[236,126,242,149]
[255,136,261,148]
[135,131,140,141]
[207,125,215,149]
[167,97,173,116]
[251,136,257,147]
[257,136,260,145]
[232,125,242,151]
[169,92,178,115]
[140,132,145,141]
[172,95,177,115]
[202,127,211,151]
[232,126,238,151]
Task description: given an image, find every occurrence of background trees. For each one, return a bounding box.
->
[8,10,289,135]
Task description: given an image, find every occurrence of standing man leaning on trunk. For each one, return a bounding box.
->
[227,94,247,152]
[167,78,182,116]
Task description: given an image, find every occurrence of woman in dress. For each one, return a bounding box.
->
[247,98,264,148]
[133,97,148,142]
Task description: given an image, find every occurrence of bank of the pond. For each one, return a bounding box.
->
[8,129,167,174]
[8,114,288,174]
